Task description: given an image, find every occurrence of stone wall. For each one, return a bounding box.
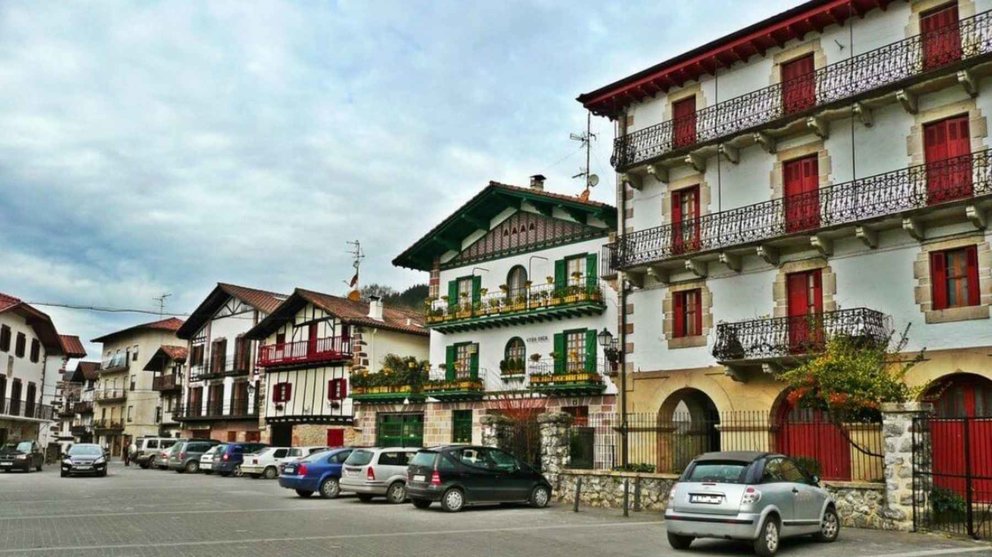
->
[291,424,359,447]
[557,470,677,511]
[824,481,895,530]
[880,402,931,531]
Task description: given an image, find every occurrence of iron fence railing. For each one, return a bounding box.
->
[0,397,52,420]
[712,307,889,362]
[426,281,604,324]
[92,418,124,431]
[152,374,181,391]
[612,11,992,170]
[609,151,992,271]
[173,400,258,421]
[256,336,353,368]
[93,389,127,403]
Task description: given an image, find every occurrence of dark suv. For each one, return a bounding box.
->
[212,442,268,476]
[168,439,220,473]
[406,445,551,512]
[0,440,44,472]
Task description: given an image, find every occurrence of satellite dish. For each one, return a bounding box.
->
[588,174,599,187]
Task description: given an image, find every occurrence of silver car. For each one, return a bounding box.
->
[664,451,839,556]
[339,447,419,504]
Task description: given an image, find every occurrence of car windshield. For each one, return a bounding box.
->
[68,445,102,456]
[345,449,374,466]
[685,461,750,484]
[410,451,436,467]
[12,442,33,453]
[206,445,224,455]
[301,450,332,463]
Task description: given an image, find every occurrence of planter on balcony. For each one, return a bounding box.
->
[528,372,604,396]
[423,379,484,401]
[351,384,422,403]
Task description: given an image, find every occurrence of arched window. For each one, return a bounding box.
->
[503,337,526,374]
[507,266,527,299]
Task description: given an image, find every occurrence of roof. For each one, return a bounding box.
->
[393,181,617,271]
[143,345,189,372]
[91,316,184,343]
[68,361,100,382]
[694,451,770,463]
[577,0,896,118]
[0,291,64,355]
[58,335,87,359]
[176,283,288,339]
[245,288,428,340]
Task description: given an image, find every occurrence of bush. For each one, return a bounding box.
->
[793,456,822,479]
[931,487,966,516]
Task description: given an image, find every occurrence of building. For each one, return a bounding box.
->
[142,345,187,438]
[0,293,69,445]
[52,335,88,445]
[66,361,99,443]
[245,288,429,447]
[91,317,184,457]
[381,179,619,454]
[579,0,992,475]
[174,283,287,443]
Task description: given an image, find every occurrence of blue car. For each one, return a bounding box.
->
[278,447,354,498]
[212,442,269,476]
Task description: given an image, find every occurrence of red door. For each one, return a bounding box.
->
[931,375,992,503]
[925,114,973,204]
[672,96,697,148]
[307,323,319,357]
[921,3,962,70]
[781,54,815,114]
[671,186,701,254]
[326,428,344,447]
[787,269,824,353]
[784,155,820,233]
[777,401,851,481]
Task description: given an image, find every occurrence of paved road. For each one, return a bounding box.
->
[0,463,988,557]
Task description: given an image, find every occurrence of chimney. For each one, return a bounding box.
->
[529,174,546,191]
[368,296,384,321]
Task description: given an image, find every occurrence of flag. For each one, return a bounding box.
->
[349,272,358,287]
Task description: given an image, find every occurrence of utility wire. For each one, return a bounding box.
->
[27,301,191,317]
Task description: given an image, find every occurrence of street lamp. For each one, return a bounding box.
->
[597,328,620,374]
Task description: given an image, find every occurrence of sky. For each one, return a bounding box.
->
[0,0,797,359]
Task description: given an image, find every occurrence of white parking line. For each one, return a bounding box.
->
[0,520,665,553]
[0,507,335,521]
[870,548,991,557]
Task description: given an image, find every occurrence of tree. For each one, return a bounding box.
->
[360,283,397,300]
[360,283,429,311]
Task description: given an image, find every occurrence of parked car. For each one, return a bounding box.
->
[133,437,178,469]
[0,440,44,472]
[61,443,108,477]
[277,446,329,475]
[340,447,419,503]
[278,447,353,498]
[213,442,268,476]
[664,451,839,556]
[406,445,551,512]
[242,446,326,479]
[167,439,221,473]
[198,444,224,474]
[153,443,182,470]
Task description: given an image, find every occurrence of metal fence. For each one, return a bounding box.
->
[568,411,883,481]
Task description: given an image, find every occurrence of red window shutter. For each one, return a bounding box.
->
[693,290,703,336]
[965,245,981,306]
[672,96,697,148]
[284,383,292,402]
[271,383,279,402]
[931,251,949,310]
[921,3,961,69]
[673,292,686,338]
[339,378,348,399]
[787,273,809,318]
[328,379,336,400]
[811,269,824,313]
[781,54,815,113]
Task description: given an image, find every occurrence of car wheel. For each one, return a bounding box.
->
[262,466,278,480]
[440,488,465,512]
[99,470,107,477]
[386,481,407,504]
[36,463,42,472]
[753,515,780,557]
[234,465,243,477]
[814,506,840,542]
[296,489,314,498]
[185,461,200,474]
[529,485,550,508]
[357,494,374,503]
[60,470,67,478]
[319,478,341,499]
[666,531,693,550]
[411,499,432,509]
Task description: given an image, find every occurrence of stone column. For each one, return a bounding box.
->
[538,412,573,490]
[880,401,932,531]
[480,414,512,450]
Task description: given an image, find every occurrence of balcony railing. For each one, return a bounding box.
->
[421,367,489,401]
[92,419,124,432]
[94,389,127,403]
[609,150,992,271]
[426,281,606,331]
[712,307,889,363]
[256,336,353,369]
[612,11,992,170]
[152,374,182,391]
[526,357,609,396]
[73,400,93,414]
[0,398,53,420]
[70,424,91,436]
[173,400,258,421]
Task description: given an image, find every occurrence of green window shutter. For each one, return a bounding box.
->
[585,253,598,290]
[470,345,480,379]
[472,276,482,306]
[554,259,567,295]
[553,333,565,374]
[445,345,456,381]
[447,280,458,310]
[585,329,598,373]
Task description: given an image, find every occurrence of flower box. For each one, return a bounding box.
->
[529,372,600,385]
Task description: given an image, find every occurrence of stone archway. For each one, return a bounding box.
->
[655,388,720,474]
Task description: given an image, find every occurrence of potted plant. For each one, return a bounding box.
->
[546,276,554,284]
[499,284,509,293]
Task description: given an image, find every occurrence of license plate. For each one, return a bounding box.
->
[0,463,11,467]
[412,474,426,482]
[690,494,723,504]
[284,466,295,474]
[76,465,92,470]
[202,463,212,469]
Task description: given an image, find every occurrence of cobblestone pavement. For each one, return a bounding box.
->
[0,463,988,557]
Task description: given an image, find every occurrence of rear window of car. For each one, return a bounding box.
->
[188,443,211,452]
[377,451,410,466]
[345,449,374,466]
[410,451,436,468]
[272,448,289,458]
[146,440,159,449]
[161,440,177,449]
[684,460,750,484]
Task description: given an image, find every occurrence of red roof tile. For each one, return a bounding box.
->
[218,283,287,315]
[58,335,87,359]
[160,345,188,361]
[0,292,21,313]
[91,316,185,343]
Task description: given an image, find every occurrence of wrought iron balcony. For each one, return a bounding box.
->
[526,357,608,396]
[92,419,124,432]
[152,374,182,392]
[173,400,258,422]
[422,367,489,401]
[73,400,93,414]
[0,397,53,420]
[609,150,992,272]
[612,11,992,171]
[712,307,888,364]
[426,281,606,333]
[256,336,352,369]
[94,389,127,403]
[70,424,91,436]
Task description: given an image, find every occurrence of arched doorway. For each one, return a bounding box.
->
[774,390,853,481]
[656,389,720,474]
[924,373,992,502]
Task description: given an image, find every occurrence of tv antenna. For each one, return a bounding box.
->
[343,240,365,293]
[153,293,171,316]
[570,110,599,192]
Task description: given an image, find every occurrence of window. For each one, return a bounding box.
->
[211,338,227,373]
[673,289,703,338]
[565,256,585,285]
[684,460,750,484]
[455,343,473,378]
[0,325,9,352]
[234,335,251,371]
[29,339,40,363]
[377,451,411,466]
[780,459,809,483]
[672,96,697,148]
[924,114,972,204]
[562,406,589,427]
[190,344,205,367]
[553,329,596,374]
[272,382,292,403]
[327,378,347,401]
[762,458,786,483]
[452,409,472,443]
[931,246,980,310]
[921,2,961,70]
[131,346,139,362]
[503,338,525,374]
[781,53,815,114]
[453,447,491,468]
[127,406,133,422]
[507,266,528,298]
[129,375,136,391]
[787,269,824,351]
[14,333,25,358]
[565,330,585,372]
[155,407,162,424]
[672,186,700,254]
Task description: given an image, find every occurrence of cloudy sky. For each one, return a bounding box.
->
[0,0,796,358]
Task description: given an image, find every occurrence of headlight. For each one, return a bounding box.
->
[14,455,27,460]
[62,459,72,465]
[94,457,105,464]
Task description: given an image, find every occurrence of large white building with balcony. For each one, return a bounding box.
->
[579,0,992,477]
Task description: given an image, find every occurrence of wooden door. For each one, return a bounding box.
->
[672,96,697,148]
[784,155,820,233]
[307,323,318,356]
[925,114,973,204]
[787,269,824,352]
[921,3,961,70]
[931,375,992,503]
[781,54,815,114]
[671,185,701,254]
[326,428,344,447]
[777,401,851,481]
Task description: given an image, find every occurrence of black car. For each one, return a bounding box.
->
[61,443,108,477]
[407,445,551,512]
[0,441,44,472]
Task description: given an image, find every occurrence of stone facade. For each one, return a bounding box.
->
[824,482,895,530]
[557,470,676,512]
[881,402,932,531]
[538,412,572,489]
[479,414,512,450]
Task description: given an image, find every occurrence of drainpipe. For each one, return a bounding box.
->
[618,110,629,468]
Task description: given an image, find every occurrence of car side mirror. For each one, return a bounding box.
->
[811,475,820,485]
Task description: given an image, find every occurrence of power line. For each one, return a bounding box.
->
[27,301,192,317]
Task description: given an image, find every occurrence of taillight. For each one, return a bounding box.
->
[367,467,375,481]
[430,470,441,486]
[741,486,762,505]
[298,464,308,476]
[222,453,229,461]
[180,452,187,460]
